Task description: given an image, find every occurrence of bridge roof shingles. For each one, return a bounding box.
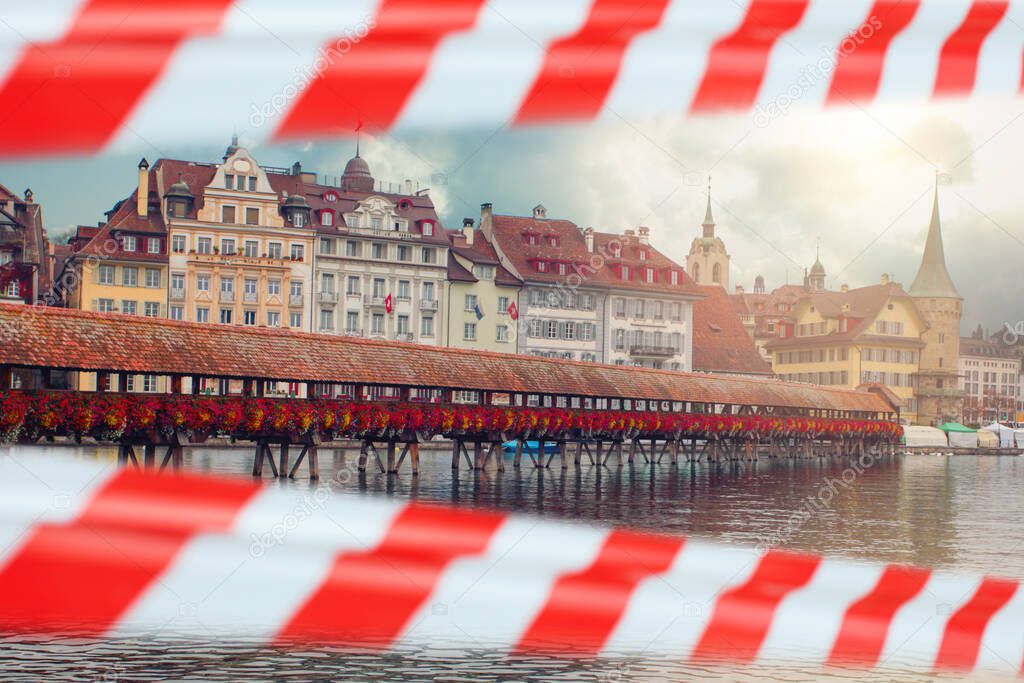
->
[0,305,893,414]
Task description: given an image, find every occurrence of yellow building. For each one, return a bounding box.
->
[67,159,170,391]
[766,277,928,423]
[166,139,315,334]
[445,221,522,351]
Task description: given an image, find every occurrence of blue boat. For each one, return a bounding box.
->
[502,440,559,455]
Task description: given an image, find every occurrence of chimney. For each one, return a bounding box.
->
[462,218,474,246]
[735,284,744,294]
[532,203,546,219]
[623,228,635,238]
[23,188,33,204]
[480,202,494,240]
[404,179,413,195]
[136,158,150,216]
[880,273,889,285]
[583,227,594,253]
[638,226,650,245]
[841,303,851,313]
[840,283,848,292]
[291,161,302,175]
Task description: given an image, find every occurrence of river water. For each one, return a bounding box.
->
[2,445,1023,682]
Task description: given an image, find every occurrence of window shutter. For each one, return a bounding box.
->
[90,299,98,311]
[575,322,583,340]
[91,266,99,284]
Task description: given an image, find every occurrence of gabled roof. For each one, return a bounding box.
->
[765,282,924,349]
[692,285,772,376]
[0,304,896,414]
[447,229,522,287]
[446,252,477,283]
[490,211,699,296]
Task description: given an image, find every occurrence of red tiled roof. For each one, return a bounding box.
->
[764,282,923,350]
[692,286,771,376]
[446,252,476,282]
[490,213,699,296]
[447,229,522,287]
[0,304,895,414]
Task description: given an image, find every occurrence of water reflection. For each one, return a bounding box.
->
[5,445,1024,681]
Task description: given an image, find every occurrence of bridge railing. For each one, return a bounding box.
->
[0,390,902,446]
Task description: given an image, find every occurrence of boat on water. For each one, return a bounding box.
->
[501,440,559,455]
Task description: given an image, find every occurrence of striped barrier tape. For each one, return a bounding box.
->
[1,0,1024,157]
[0,454,1021,675]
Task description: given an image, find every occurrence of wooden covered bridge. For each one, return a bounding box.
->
[0,304,900,479]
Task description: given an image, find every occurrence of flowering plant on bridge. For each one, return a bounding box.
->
[0,391,902,445]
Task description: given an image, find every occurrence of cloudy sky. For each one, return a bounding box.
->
[3,98,1022,335]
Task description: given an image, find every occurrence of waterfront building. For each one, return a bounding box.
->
[310,150,448,344]
[166,139,314,333]
[909,184,964,425]
[446,220,522,352]
[483,203,699,368]
[730,276,804,361]
[692,285,771,377]
[685,182,730,289]
[765,276,928,423]
[959,327,1021,425]
[0,184,48,304]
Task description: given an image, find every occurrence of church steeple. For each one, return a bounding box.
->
[702,176,715,238]
[909,175,961,299]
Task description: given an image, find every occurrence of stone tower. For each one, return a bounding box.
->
[910,181,963,425]
[686,178,730,289]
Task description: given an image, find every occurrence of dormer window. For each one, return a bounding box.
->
[611,245,621,258]
[398,199,411,210]
[621,265,630,280]
[536,261,547,273]
[639,248,648,261]
[422,220,434,236]
[321,210,333,226]
[248,176,256,192]
[324,191,338,202]
[645,267,655,283]
[548,235,560,247]
[225,174,234,190]
[122,235,136,252]
[294,213,306,228]
[670,271,679,285]
[557,262,567,275]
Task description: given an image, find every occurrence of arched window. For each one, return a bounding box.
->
[692,262,701,283]
[712,263,721,283]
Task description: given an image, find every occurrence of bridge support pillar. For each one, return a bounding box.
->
[513,439,523,469]
[278,442,290,479]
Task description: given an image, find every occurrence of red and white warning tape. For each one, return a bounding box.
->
[1,0,1023,157]
[0,455,1020,675]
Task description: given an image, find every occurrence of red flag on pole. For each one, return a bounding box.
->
[507,301,519,320]
[355,119,364,133]
[385,293,393,313]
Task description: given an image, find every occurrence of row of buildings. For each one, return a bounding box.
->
[0,138,768,396]
[5,137,1007,426]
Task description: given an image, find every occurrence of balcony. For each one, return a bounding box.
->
[289,294,303,307]
[345,289,361,298]
[318,290,337,305]
[396,332,415,342]
[342,328,362,337]
[628,344,677,358]
[420,299,438,311]
[220,290,235,303]
[364,295,387,308]
[243,292,258,305]
[169,288,185,301]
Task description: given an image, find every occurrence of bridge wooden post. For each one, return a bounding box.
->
[513,439,523,469]
[451,439,461,471]
[670,439,679,466]
[409,442,419,476]
[492,441,505,472]
[627,439,637,465]
[143,443,156,468]
[0,364,11,390]
[358,441,369,473]
[535,439,545,468]
[473,441,485,471]
[278,442,290,479]
[573,440,583,467]
[387,440,398,474]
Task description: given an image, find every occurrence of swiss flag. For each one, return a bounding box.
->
[385,293,393,313]
[507,301,519,320]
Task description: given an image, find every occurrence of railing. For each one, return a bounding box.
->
[364,295,387,307]
[343,328,362,337]
[420,299,438,311]
[243,292,258,304]
[396,332,415,342]
[169,288,185,301]
[288,294,303,307]
[318,291,337,304]
[220,290,235,303]
[629,344,677,358]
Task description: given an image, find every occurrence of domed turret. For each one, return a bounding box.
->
[281,188,311,227]
[223,133,240,161]
[340,150,374,193]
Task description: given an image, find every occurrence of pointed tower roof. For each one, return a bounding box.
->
[701,176,715,238]
[909,182,961,299]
